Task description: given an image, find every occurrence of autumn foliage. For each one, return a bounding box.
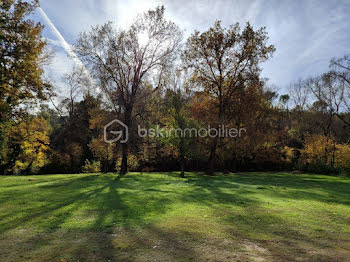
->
[1,1,350,175]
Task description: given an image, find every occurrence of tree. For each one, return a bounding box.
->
[88,99,118,172]
[290,79,310,113]
[307,74,345,140]
[0,0,50,170]
[1,117,50,175]
[161,72,197,177]
[330,55,350,126]
[76,6,182,174]
[305,73,348,166]
[330,55,350,89]
[183,21,275,174]
[278,94,290,110]
[60,66,87,117]
[0,0,50,120]
[50,94,101,172]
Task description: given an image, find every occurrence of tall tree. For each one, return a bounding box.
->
[0,0,50,120]
[330,55,350,126]
[161,72,197,177]
[330,55,350,89]
[307,73,346,139]
[76,6,182,174]
[0,0,50,170]
[183,21,275,174]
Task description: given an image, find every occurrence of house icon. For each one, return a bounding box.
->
[104,119,128,144]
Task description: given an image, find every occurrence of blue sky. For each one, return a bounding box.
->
[32,0,350,94]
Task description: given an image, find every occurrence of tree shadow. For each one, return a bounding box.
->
[1,172,350,261]
[0,173,192,261]
[226,172,350,206]
[178,172,350,261]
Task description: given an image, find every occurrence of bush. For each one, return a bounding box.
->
[300,135,334,166]
[2,118,51,175]
[82,160,101,173]
[299,135,350,175]
[334,144,350,171]
[301,162,340,175]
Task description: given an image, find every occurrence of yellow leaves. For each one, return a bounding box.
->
[82,160,101,173]
[89,136,115,161]
[9,117,51,174]
[1,0,49,120]
[300,135,333,165]
[116,154,139,172]
[282,146,295,164]
[334,144,350,169]
[300,135,350,169]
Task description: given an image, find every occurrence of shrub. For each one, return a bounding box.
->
[82,160,101,173]
[334,144,350,171]
[249,143,293,171]
[299,135,350,175]
[301,162,340,175]
[2,118,51,175]
[300,135,335,166]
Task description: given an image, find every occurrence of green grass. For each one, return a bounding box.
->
[0,172,350,261]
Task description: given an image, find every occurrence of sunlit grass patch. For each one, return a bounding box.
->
[0,172,350,261]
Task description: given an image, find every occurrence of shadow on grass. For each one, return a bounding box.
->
[0,173,197,261]
[0,172,349,261]
[177,174,349,261]
[186,172,350,206]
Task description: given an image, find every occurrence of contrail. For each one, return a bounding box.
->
[37,7,95,88]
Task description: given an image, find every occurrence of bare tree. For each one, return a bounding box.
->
[330,55,350,125]
[330,55,350,88]
[76,6,182,174]
[306,73,347,165]
[48,66,88,122]
[308,73,345,137]
[290,78,310,113]
[63,66,89,116]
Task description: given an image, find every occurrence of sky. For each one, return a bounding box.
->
[32,0,350,95]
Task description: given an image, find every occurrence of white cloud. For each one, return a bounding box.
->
[34,0,350,94]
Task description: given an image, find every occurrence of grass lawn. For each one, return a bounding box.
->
[0,172,350,261]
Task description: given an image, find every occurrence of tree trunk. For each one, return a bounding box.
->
[207,93,223,175]
[120,108,132,175]
[231,139,238,172]
[120,142,128,175]
[231,157,237,173]
[180,155,185,178]
[24,160,34,175]
[207,137,218,175]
